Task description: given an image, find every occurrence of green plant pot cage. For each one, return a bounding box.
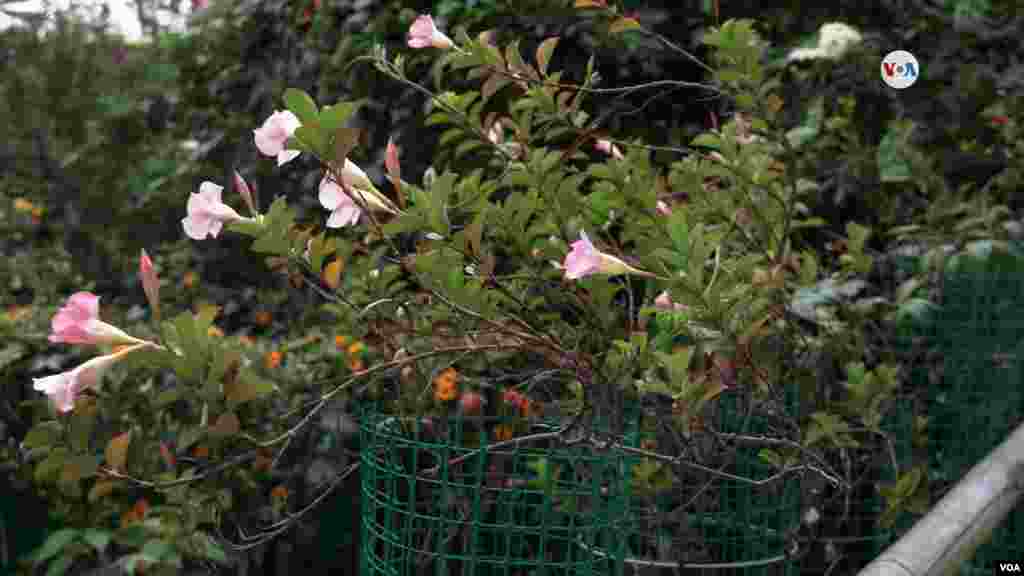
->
[358,404,639,576]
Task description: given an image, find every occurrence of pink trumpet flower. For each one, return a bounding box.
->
[48,292,148,347]
[407,15,454,50]
[253,110,302,166]
[182,181,250,240]
[562,231,652,280]
[33,344,149,413]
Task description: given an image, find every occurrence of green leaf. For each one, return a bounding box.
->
[666,210,690,260]
[331,127,362,166]
[320,100,365,133]
[294,125,326,158]
[878,127,912,183]
[758,449,783,469]
[81,529,112,554]
[193,532,229,565]
[283,88,318,124]
[23,421,63,449]
[141,539,173,561]
[691,133,721,151]
[251,198,296,255]
[115,524,150,548]
[225,370,276,407]
[61,453,100,485]
[33,529,79,565]
[535,37,559,76]
[428,172,457,236]
[609,17,641,34]
[44,554,75,576]
[35,447,69,484]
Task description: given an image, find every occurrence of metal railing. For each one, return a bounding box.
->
[858,421,1024,576]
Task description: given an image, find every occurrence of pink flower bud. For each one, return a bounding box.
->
[139,249,160,321]
[595,139,624,160]
[234,171,258,216]
[253,111,302,166]
[654,291,687,311]
[48,292,148,347]
[182,181,246,240]
[656,200,672,216]
[385,138,401,190]
[407,15,454,50]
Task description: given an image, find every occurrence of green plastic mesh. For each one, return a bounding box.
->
[358,404,640,576]
[922,249,1024,572]
[615,393,802,575]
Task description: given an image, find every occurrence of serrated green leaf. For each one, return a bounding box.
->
[282,88,318,124]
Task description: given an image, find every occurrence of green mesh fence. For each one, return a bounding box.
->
[922,243,1024,572]
[617,393,802,575]
[359,403,641,576]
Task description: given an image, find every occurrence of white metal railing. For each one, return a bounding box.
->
[858,421,1024,576]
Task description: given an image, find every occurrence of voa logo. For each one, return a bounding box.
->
[881,50,919,89]
[999,562,1022,572]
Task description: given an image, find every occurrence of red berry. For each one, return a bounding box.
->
[503,390,523,407]
[460,392,484,415]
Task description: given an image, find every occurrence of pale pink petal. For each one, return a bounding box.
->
[32,350,130,412]
[407,15,454,49]
[254,111,302,164]
[326,204,362,228]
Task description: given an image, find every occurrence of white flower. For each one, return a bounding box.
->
[786,22,863,63]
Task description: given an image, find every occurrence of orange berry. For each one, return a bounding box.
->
[348,358,365,372]
[183,271,198,289]
[132,498,149,518]
[347,341,365,356]
[253,310,273,327]
[193,445,209,459]
[265,351,283,369]
[270,485,289,501]
[334,335,349,349]
[433,368,459,402]
[207,325,224,338]
[238,334,256,346]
